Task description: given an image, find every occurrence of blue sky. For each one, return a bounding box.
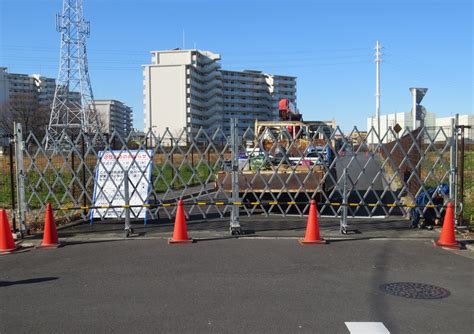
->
[0,0,472,131]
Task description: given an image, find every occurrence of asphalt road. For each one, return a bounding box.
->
[1,238,472,333]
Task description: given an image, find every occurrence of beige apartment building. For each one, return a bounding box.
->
[93,99,133,138]
[143,49,297,141]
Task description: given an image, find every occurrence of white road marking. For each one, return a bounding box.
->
[345,322,390,333]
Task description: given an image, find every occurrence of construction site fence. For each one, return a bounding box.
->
[52,202,450,211]
[0,119,472,231]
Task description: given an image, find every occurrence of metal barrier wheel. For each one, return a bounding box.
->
[230,227,241,235]
[124,228,133,238]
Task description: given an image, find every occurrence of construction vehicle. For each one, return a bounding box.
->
[216,99,337,202]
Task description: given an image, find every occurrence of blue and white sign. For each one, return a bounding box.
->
[91,150,153,221]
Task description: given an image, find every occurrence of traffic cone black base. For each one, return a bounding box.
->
[168,238,194,244]
[36,241,65,249]
[433,240,461,250]
[299,239,327,245]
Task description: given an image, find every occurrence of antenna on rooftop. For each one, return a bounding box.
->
[182,29,186,49]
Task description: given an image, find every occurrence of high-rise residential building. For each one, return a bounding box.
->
[0,68,132,146]
[0,68,62,145]
[221,69,296,135]
[31,74,57,109]
[0,67,37,109]
[143,49,297,140]
[0,67,81,115]
[93,100,133,138]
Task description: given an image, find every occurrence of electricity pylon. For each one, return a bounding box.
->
[47,0,100,148]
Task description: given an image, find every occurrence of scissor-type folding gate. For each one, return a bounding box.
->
[3,119,461,233]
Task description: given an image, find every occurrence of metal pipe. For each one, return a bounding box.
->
[71,140,76,199]
[81,134,87,216]
[124,172,131,231]
[8,136,16,232]
[340,168,348,234]
[412,89,417,130]
[449,118,456,203]
[230,118,241,234]
[453,115,459,226]
[14,123,27,235]
[459,126,465,225]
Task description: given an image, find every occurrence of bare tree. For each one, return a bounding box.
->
[0,93,50,139]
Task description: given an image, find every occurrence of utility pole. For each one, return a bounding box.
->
[47,0,100,148]
[375,40,382,139]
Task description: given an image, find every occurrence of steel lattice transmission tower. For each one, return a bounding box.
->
[47,0,100,146]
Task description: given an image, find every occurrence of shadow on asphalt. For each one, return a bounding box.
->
[0,277,58,287]
[64,239,126,247]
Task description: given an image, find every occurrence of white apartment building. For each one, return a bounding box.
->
[221,70,296,135]
[0,68,60,146]
[0,67,37,108]
[143,49,297,141]
[0,68,67,109]
[93,99,133,138]
[367,112,473,143]
[31,74,57,109]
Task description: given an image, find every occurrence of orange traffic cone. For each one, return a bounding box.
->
[434,202,460,249]
[168,200,193,244]
[0,209,17,254]
[299,199,327,245]
[37,203,63,248]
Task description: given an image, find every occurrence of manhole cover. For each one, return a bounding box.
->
[379,282,450,299]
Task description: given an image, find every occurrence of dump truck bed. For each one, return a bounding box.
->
[216,168,325,193]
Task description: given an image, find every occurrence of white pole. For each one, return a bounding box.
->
[182,29,185,49]
[412,89,417,130]
[375,40,381,139]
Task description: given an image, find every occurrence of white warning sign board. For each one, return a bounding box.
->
[91,150,153,220]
